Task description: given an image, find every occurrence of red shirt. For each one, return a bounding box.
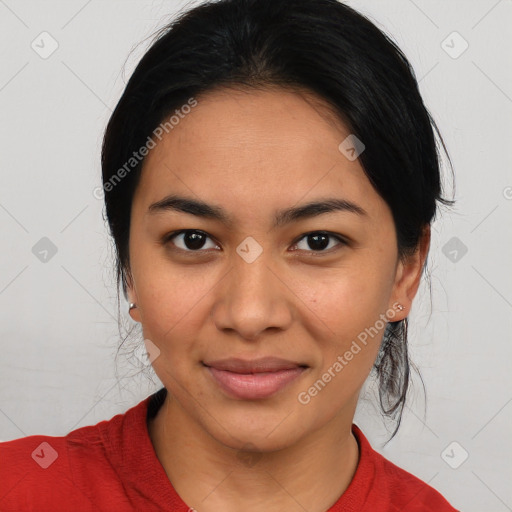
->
[0,388,459,511]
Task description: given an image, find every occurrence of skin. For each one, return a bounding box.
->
[126,87,430,512]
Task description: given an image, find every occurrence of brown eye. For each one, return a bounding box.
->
[292,231,346,253]
[165,230,219,252]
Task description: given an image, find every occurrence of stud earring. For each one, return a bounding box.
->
[129,303,137,311]
[396,303,405,311]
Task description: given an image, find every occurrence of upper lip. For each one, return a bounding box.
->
[203,357,308,374]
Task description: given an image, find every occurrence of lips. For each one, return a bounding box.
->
[203,357,308,400]
[204,356,307,373]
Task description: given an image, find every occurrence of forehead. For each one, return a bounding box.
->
[133,87,387,222]
[150,86,349,155]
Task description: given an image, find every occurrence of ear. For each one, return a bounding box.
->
[125,270,142,323]
[388,224,431,319]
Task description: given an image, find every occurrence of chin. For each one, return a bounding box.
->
[201,402,311,452]
[218,426,303,453]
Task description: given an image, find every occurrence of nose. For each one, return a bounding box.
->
[211,250,294,341]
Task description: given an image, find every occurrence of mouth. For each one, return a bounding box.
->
[202,357,309,400]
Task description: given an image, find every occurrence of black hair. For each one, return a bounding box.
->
[101,0,454,441]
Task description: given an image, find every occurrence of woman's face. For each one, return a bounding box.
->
[127,87,425,451]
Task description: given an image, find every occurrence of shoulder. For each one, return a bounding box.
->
[0,400,145,512]
[0,429,101,511]
[352,425,460,511]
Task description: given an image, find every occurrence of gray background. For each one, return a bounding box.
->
[1,1,511,510]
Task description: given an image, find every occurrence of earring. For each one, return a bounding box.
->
[396,303,405,311]
[129,303,137,311]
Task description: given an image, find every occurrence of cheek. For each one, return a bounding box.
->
[308,264,393,375]
[133,260,209,348]
[312,264,391,333]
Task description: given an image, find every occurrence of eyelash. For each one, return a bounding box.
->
[163,229,348,256]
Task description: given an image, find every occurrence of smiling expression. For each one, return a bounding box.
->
[126,86,420,451]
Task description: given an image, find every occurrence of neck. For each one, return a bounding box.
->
[148,393,360,512]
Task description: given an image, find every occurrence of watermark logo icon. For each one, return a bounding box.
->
[338,134,365,161]
[134,338,161,366]
[442,236,468,263]
[236,442,263,467]
[236,236,263,263]
[32,442,58,469]
[32,237,58,263]
[441,31,469,59]
[441,441,469,469]
[31,32,59,60]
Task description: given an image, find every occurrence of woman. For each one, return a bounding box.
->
[0,0,460,510]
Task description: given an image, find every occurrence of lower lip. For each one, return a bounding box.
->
[205,365,306,400]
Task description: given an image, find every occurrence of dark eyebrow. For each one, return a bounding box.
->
[147,194,367,228]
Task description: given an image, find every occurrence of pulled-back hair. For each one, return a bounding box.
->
[101,0,454,441]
